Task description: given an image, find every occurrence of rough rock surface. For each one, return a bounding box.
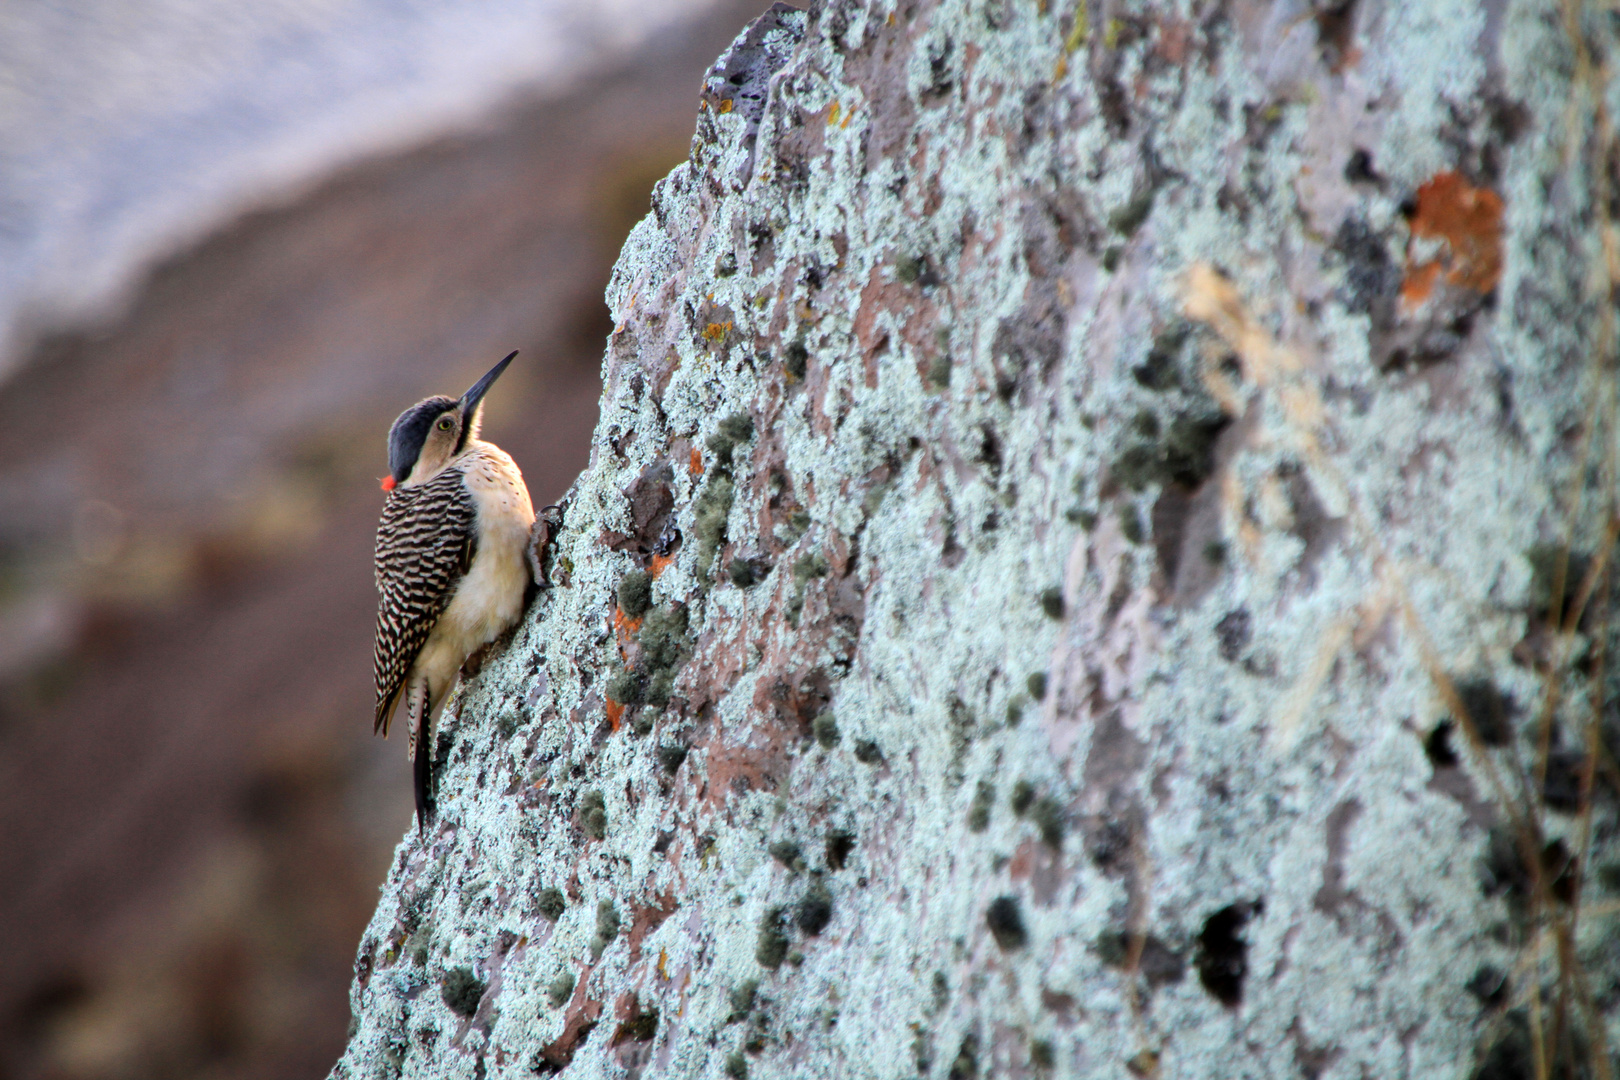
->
[335,1,1620,1077]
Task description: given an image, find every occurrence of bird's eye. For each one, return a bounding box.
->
[438,417,454,431]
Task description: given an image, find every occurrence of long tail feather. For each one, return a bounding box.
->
[410,685,435,835]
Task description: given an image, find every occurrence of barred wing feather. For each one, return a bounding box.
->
[372,468,477,736]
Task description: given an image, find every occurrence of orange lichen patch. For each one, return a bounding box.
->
[718,98,733,114]
[688,447,703,476]
[650,552,675,578]
[828,102,841,125]
[613,608,644,638]
[1400,171,1504,308]
[1399,261,1445,310]
[702,321,732,342]
[605,699,625,733]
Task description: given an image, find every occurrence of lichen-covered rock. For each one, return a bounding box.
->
[334,2,1620,1077]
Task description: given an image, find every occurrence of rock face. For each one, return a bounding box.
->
[335,2,1620,1077]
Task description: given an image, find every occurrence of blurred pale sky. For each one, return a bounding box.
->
[0,0,721,382]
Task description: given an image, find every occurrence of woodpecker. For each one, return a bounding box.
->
[373,350,535,832]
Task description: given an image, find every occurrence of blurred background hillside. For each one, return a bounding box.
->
[0,2,778,1076]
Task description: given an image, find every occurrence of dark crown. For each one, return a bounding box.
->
[387,396,458,484]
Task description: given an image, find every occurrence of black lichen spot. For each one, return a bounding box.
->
[1215,609,1251,663]
[756,907,790,968]
[1132,331,1184,391]
[1466,965,1507,1009]
[656,742,688,775]
[724,1051,749,1079]
[1331,217,1398,315]
[546,972,576,1011]
[1109,188,1156,238]
[1343,148,1380,184]
[968,781,994,832]
[825,829,856,870]
[1600,862,1620,891]
[1424,721,1459,768]
[977,424,1004,475]
[784,341,809,380]
[1472,1008,1590,1080]
[1542,750,1586,812]
[948,1033,979,1080]
[853,739,884,764]
[813,711,841,748]
[1119,504,1145,544]
[795,879,833,935]
[1010,780,1036,816]
[1040,587,1065,618]
[1542,839,1578,905]
[769,840,804,872]
[536,887,566,921]
[1452,677,1515,747]
[727,979,759,1022]
[1481,827,1534,916]
[617,1005,658,1042]
[1026,672,1048,701]
[1195,902,1259,1007]
[1526,545,1593,626]
[1031,796,1065,848]
[986,895,1028,950]
[617,570,652,618]
[581,790,607,840]
[1067,507,1098,530]
[728,556,769,588]
[441,967,486,1017]
[1005,696,1026,727]
[707,413,756,467]
[1030,1039,1055,1069]
[1110,413,1228,492]
[927,354,953,389]
[913,1030,934,1075]
[930,970,949,1014]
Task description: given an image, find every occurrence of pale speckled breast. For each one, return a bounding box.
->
[436,442,535,651]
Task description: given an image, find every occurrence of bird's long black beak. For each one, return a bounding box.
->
[460,350,517,416]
